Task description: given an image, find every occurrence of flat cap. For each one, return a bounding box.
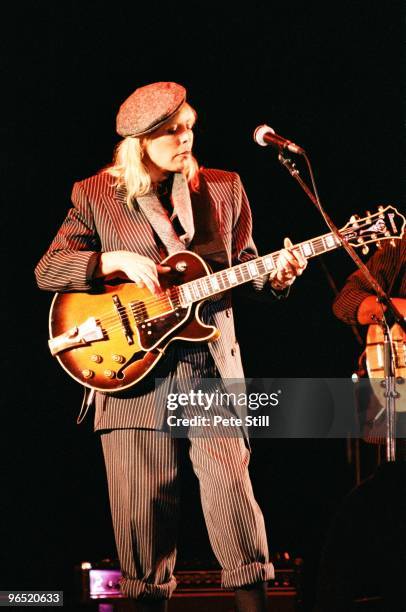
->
[116,82,186,138]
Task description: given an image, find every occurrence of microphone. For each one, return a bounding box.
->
[253,124,304,154]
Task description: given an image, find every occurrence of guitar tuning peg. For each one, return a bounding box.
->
[365,210,372,223]
[362,245,370,255]
[350,215,360,229]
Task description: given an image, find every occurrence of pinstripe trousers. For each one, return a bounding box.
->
[100,346,274,600]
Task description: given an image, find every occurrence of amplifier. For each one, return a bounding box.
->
[75,554,303,611]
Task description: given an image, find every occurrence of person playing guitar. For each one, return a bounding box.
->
[35,81,307,612]
[333,234,406,448]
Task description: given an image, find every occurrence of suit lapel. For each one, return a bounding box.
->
[136,190,186,255]
[100,172,195,257]
[101,178,162,261]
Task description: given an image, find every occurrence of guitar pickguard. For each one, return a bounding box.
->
[137,307,190,350]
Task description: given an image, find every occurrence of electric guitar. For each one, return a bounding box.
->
[48,205,405,392]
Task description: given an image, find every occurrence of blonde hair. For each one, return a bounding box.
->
[105,108,201,207]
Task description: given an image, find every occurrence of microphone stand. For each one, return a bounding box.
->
[277,150,405,461]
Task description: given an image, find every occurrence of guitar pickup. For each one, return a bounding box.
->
[48,317,104,356]
[112,294,134,345]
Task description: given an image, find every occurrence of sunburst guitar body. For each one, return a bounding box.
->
[49,252,218,392]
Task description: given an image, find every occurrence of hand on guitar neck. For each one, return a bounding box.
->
[357,296,406,325]
[269,237,307,291]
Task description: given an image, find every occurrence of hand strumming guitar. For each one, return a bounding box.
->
[96,251,171,295]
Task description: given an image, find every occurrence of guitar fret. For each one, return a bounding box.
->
[193,283,201,300]
[262,256,275,272]
[217,272,226,291]
[256,259,267,275]
[196,279,204,299]
[248,261,259,276]
[244,264,253,281]
[202,279,209,295]
[227,269,238,285]
[313,239,326,255]
[224,273,231,288]
[211,275,220,292]
[200,278,208,297]
[192,283,199,300]
[235,267,244,283]
[186,283,194,300]
[183,284,192,303]
[323,234,338,249]
[301,242,314,257]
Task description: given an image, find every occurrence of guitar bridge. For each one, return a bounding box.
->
[49,317,104,356]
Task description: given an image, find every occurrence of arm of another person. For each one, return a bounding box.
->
[333,241,405,325]
[356,295,406,325]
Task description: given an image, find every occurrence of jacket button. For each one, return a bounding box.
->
[226,309,231,318]
[231,348,236,356]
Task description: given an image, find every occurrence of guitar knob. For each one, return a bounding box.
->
[82,369,94,379]
[390,239,396,247]
[112,354,125,363]
[362,245,369,255]
[175,261,187,272]
[91,354,103,363]
[104,369,116,379]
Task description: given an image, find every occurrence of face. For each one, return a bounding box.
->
[142,103,196,182]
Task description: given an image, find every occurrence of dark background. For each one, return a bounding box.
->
[2,2,404,610]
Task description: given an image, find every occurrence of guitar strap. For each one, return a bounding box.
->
[189,174,229,272]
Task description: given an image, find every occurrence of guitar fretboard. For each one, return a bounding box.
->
[178,231,341,306]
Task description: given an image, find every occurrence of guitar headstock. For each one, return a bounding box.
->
[340,205,405,254]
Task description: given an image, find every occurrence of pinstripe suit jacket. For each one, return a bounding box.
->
[35,168,280,430]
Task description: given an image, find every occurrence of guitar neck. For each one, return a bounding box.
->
[178,230,342,305]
